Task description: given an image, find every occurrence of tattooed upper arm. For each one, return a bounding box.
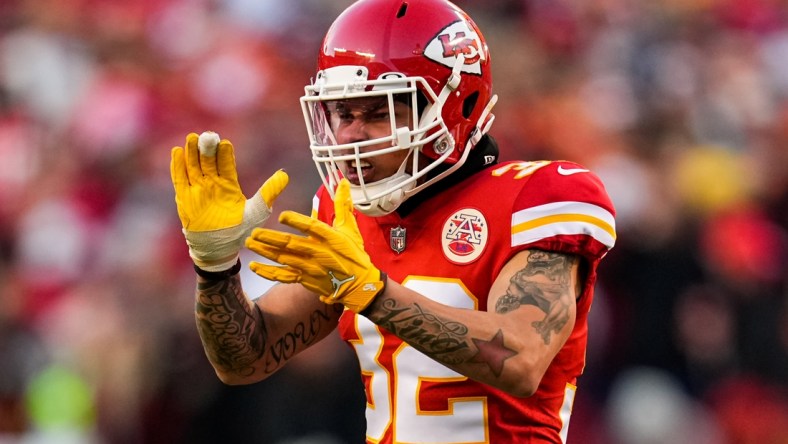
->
[492,250,581,346]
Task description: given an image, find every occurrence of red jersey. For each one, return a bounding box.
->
[312,160,616,443]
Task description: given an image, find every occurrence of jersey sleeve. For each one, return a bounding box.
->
[311,184,335,224]
[510,161,616,263]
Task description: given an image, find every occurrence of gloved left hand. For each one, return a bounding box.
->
[171,132,289,272]
[245,179,386,313]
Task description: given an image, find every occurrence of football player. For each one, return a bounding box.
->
[170,0,617,442]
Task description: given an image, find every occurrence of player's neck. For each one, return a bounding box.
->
[396,135,499,217]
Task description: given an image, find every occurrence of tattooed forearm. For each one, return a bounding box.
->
[469,330,516,377]
[195,275,266,377]
[495,250,577,345]
[368,299,516,377]
[371,299,469,364]
[196,278,344,377]
[263,304,343,373]
[369,299,470,365]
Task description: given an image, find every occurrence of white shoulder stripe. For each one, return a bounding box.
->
[511,201,616,249]
[311,194,320,219]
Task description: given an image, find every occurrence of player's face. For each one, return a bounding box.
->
[325,96,413,185]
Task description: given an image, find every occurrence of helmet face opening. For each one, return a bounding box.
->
[301,67,453,215]
[301,0,495,215]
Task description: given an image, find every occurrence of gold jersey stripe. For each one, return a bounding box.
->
[512,213,616,240]
[511,201,616,249]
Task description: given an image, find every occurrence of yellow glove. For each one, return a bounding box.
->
[246,179,386,313]
[170,131,289,272]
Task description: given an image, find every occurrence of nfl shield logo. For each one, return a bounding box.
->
[390,226,406,254]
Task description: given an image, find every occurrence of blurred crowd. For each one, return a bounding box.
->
[0,0,786,443]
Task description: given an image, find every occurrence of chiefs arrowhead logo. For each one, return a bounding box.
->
[424,21,485,75]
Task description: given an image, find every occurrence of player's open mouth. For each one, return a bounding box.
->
[343,160,373,185]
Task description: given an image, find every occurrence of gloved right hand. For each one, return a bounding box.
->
[246,179,386,313]
[170,132,289,272]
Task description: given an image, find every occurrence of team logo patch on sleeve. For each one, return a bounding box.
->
[441,208,488,264]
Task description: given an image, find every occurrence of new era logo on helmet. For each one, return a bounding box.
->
[424,21,485,75]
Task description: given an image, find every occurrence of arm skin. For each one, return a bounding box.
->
[363,248,584,397]
[194,247,583,396]
[194,276,342,385]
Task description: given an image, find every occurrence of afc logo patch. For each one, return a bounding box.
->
[441,208,488,264]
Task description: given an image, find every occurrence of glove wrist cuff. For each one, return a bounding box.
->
[190,251,240,272]
[195,259,242,281]
[351,271,387,314]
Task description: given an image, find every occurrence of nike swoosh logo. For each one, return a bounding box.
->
[557,165,590,176]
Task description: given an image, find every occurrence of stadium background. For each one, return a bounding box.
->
[0,0,786,442]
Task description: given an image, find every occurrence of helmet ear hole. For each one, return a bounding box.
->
[462,91,479,119]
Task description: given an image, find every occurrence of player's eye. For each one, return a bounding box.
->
[367,110,390,121]
[337,110,354,122]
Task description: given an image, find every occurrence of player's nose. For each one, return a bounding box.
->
[337,118,370,144]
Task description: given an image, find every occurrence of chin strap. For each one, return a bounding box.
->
[351,171,415,216]
[469,94,498,148]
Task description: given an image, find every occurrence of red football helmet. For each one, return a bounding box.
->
[301,0,497,215]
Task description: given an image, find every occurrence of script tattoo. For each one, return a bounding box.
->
[263,304,342,373]
[370,299,470,365]
[196,277,343,377]
[368,299,516,377]
[495,250,577,345]
[196,275,266,377]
